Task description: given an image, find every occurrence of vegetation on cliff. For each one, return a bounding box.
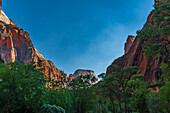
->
[0,0,169,113]
[137,0,170,59]
[0,61,169,113]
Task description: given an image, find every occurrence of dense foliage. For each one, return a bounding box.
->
[0,0,169,113]
[137,0,170,59]
[0,61,169,113]
[0,62,45,113]
[0,62,98,113]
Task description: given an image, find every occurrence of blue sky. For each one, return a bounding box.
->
[3,0,154,76]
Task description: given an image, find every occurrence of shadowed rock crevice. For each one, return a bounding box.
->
[106,1,170,83]
[0,4,68,82]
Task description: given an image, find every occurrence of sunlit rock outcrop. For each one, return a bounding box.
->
[0,1,67,83]
[73,69,98,84]
[124,35,135,54]
[68,74,75,83]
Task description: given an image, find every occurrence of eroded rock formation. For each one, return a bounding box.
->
[124,35,135,54]
[68,74,75,83]
[0,0,2,10]
[106,0,170,83]
[73,69,98,84]
[0,3,67,83]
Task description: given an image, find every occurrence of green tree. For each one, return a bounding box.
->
[68,75,97,113]
[43,71,73,113]
[137,0,170,59]
[127,75,150,113]
[146,91,159,113]
[101,65,139,113]
[42,88,73,113]
[0,62,46,113]
[159,62,170,113]
[40,104,65,113]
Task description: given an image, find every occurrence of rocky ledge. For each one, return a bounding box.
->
[0,4,67,84]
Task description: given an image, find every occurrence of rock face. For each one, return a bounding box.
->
[124,35,135,54]
[68,74,75,83]
[73,69,98,84]
[106,0,170,83]
[0,0,1,9]
[0,3,67,82]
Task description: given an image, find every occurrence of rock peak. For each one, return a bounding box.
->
[124,35,135,54]
[0,0,16,26]
[0,0,1,9]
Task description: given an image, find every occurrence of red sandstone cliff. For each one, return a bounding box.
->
[69,74,75,83]
[124,35,135,54]
[106,1,170,83]
[0,1,67,83]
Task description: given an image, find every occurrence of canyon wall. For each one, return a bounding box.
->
[106,0,170,83]
[0,4,67,83]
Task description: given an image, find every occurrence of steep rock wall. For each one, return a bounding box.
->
[106,1,170,83]
[0,6,67,82]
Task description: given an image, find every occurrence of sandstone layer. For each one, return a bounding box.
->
[0,4,67,83]
[68,74,75,83]
[73,69,98,84]
[106,1,170,83]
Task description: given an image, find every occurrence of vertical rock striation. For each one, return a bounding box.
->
[124,35,135,54]
[0,2,67,82]
[106,0,169,83]
[68,74,75,83]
